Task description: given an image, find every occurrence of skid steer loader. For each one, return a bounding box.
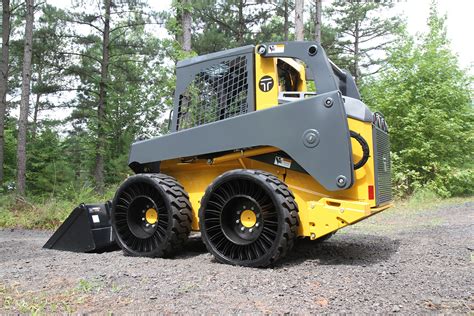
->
[44,41,392,267]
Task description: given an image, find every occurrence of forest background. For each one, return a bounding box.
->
[0,0,472,228]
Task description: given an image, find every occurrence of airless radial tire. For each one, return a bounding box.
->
[111,173,192,257]
[199,169,299,267]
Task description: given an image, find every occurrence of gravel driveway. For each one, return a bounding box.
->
[1,201,472,314]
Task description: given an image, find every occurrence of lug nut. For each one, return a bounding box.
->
[241,227,245,231]
[236,219,240,224]
[142,217,145,221]
[249,228,253,233]
[255,222,260,227]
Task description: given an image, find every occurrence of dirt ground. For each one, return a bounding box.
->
[0,200,472,314]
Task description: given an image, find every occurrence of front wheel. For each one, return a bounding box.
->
[199,169,299,267]
[111,173,192,257]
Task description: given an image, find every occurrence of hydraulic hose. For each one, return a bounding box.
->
[350,131,370,170]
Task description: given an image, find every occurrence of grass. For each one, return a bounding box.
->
[0,278,118,314]
[0,185,117,229]
[0,185,472,230]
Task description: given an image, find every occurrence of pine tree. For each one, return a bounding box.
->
[186,0,270,55]
[294,0,304,40]
[313,0,321,42]
[327,0,402,83]
[16,0,34,195]
[0,0,11,184]
[62,1,171,190]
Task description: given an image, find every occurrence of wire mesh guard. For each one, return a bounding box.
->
[177,56,249,130]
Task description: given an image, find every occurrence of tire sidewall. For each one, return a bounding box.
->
[112,174,174,257]
[199,169,287,267]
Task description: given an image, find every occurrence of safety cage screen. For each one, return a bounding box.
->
[173,48,255,131]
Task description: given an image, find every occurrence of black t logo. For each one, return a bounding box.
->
[259,75,274,92]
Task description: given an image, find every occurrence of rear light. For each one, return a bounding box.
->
[368,185,375,200]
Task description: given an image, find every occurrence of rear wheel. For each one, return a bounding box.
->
[199,169,299,267]
[112,173,192,257]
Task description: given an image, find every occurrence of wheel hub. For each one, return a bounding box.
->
[240,209,256,228]
[220,195,264,245]
[145,208,158,224]
[127,195,158,239]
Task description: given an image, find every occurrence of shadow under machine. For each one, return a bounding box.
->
[44,41,393,267]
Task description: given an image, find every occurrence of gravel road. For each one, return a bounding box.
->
[1,201,472,314]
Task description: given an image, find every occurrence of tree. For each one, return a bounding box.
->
[294,0,304,41]
[179,0,192,52]
[30,5,71,139]
[0,0,11,184]
[362,4,474,197]
[61,0,170,191]
[27,125,74,195]
[313,0,321,42]
[252,1,295,43]
[16,0,34,195]
[327,1,402,83]
[282,0,291,40]
[61,0,162,193]
[93,0,111,194]
[188,0,271,55]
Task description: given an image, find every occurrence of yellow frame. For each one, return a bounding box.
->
[159,50,392,239]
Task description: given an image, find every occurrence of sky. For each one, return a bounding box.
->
[394,0,473,70]
[46,0,474,71]
[17,0,474,122]
[150,0,474,71]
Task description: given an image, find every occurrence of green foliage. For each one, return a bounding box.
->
[326,0,403,82]
[26,126,75,195]
[0,184,117,229]
[362,5,474,198]
[178,0,273,55]
[1,119,17,189]
[1,0,472,207]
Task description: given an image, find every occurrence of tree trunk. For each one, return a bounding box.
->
[237,0,244,45]
[31,66,42,140]
[353,20,360,84]
[0,0,11,185]
[314,0,322,42]
[94,0,110,194]
[283,0,289,41]
[16,0,35,196]
[295,0,304,41]
[181,0,192,52]
[32,92,40,140]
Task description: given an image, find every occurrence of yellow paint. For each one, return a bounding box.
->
[211,146,279,164]
[240,210,257,228]
[160,122,389,237]
[157,48,391,238]
[255,50,278,110]
[145,208,158,224]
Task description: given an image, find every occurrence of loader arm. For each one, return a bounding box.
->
[128,42,355,191]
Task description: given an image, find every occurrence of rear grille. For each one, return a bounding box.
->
[373,126,392,205]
